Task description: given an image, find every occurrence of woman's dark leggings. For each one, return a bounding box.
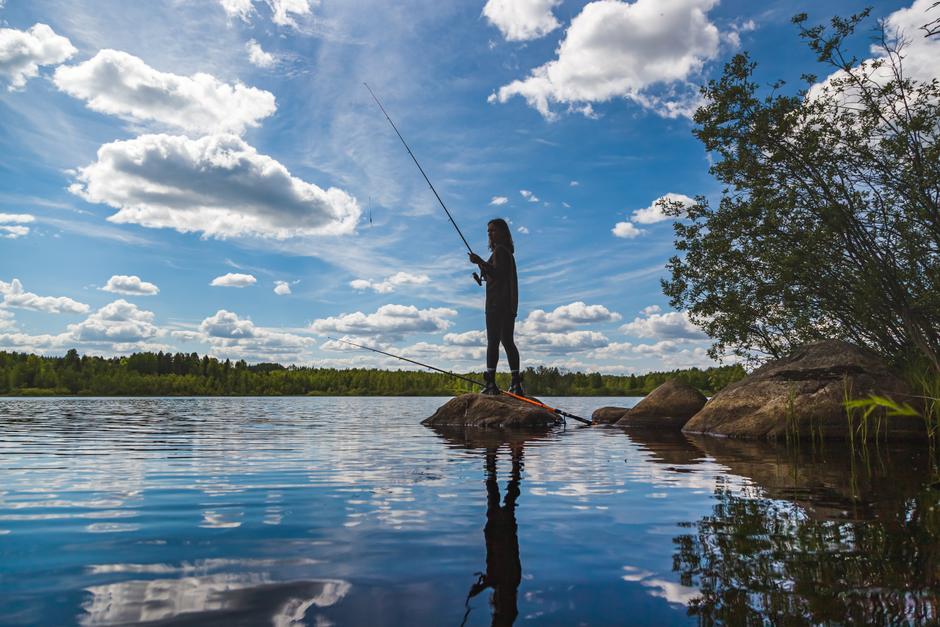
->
[486,309,520,371]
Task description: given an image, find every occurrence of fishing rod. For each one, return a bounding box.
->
[329,336,592,425]
[363,82,484,287]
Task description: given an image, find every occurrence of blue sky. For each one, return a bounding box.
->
[0,0,933,373]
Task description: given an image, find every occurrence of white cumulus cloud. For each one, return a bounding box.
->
[310,304,457,339]
[0,300,172,354]
[443,330,487,346]
[0,23,76,90]
[807,1,940,107]
[520,189,539,202]
[267,0,314,27]
[54,50,276,135]
[519,301,621,333]
[489,0,722,119]
[273,280,291,295]
[191,309,312,359]
[490,196,509,206]
[349,272,430,294]
[0,309,15,331]
[218,0,313,28]
[210,273,257,288]
[69,133,360,239]
[0,278,89,314]
[621,309,708,340]
[517,225,529,234]
[200,309,256,338]
[101,275,159,296]
[0,213,35,239]
[246,39,276,68]
[521,330,609,351]
[68,299,157,342]
[0,225,30,238]
[612,221,643,238]
[631,193,695,224]
[592,340,714,368]
[483,0,561,41]
[401,341,486,363]
[219,0,255,21]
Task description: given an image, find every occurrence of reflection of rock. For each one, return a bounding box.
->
[427,424,554,451]
[672,439,940,624]
[685,435,930,520]
[422,393,561,428]
[624,431,707,466]
[616,379,707,429]
[81,574,350,625]
[592,406,629,424]
[683,340,922,439]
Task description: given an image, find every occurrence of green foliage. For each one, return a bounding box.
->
[663,10,940,371]
[0,350,745,397]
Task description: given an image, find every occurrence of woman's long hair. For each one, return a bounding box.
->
[488,218,514,253]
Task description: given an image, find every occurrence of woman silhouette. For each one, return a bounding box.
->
[469,218,522,396]
[465,445,523,627]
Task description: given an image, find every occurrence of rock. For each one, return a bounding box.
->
[591,406,629,424]
[614,379,707,429]
[682,339,923,440]
[422,393,563,428]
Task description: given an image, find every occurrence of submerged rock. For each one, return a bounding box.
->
[422,393,562,428]
[682,339,922,440]
[615,379,707,429]
[591,406,629,424]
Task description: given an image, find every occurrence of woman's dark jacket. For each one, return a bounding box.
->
[482,244,518,316]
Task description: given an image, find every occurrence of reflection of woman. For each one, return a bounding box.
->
[465,445,523,627]
[468,219,522,396]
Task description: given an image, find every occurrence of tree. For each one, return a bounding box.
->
[925,2,940,38]
[663,10,940,371]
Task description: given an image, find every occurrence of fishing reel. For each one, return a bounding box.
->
[472,265,488,286]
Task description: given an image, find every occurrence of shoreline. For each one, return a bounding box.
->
[0,392,651,398]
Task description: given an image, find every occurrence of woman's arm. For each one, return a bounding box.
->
[484,247,510,282]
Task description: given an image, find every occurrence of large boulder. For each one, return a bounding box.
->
[615,379,707,429]
[422,393,562,428]
[682,340,923,440]
[592,406,629,424]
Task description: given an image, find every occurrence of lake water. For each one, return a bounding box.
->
[1,397,938,626]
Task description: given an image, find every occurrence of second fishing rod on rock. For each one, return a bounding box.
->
[330,337,591,425]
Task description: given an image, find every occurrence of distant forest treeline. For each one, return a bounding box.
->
[0,350,746,397]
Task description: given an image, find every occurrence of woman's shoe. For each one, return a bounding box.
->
[482,370,501,395]
[509,372,525,396]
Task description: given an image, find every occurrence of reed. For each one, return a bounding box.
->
[842,365,937,451]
